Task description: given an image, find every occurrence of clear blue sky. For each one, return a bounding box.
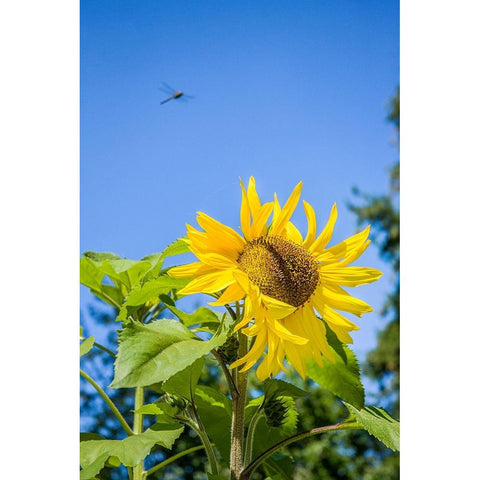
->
[80,0,399,363]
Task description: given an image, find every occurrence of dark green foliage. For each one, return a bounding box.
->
[350,88,400,417]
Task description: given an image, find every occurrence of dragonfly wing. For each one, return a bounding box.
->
[161,82,176,94]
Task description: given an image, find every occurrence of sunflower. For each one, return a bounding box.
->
[168,177,382,380]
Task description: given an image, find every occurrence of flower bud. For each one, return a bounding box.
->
[217,336,240,365]
[161,393,188,413]
[264,398,289,428]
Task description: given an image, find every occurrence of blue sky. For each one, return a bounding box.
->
[80,0,399,362]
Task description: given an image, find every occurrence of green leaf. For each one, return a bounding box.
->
[110,320,193,388]
[80,422,184,473]
[80,336,95,357]
[83,251,122,262]
[111,316,232,388]
[80,452,109,480]
[80,257,126,308]
[162,358,205,399]
[345,404,400,451]
[116,276,190,322]
[262,453,295,480]
[194,386,232,461]
[80,433,106,442]
[125,277,189,306]
[141,238,190,281]
[165,304,222,329]
[80,257,105,292]
[306,323,365,409]
[196,385,232,415]
[134,401,178,423]
[98,259,151,290]
[263,379,308,400]
[159,237,190,259]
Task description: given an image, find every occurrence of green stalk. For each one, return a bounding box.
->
[133,386,145,480]
[80,369,133,436]
[144,445,204,478]
[212,349,239,397]
[240,421,362,480]
[230,330,248,480]
[183,418,219,475]
[243,405,263,466]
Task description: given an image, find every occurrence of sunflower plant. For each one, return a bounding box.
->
[80,177,399,480]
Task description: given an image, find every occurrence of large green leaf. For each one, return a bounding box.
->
[345,404,400,451]
[194,385,232,461]
[80,422,184,474]
[110,317,231,388]
[162,358,205,399]
[306,323,365,409]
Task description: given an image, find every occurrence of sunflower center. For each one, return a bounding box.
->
[237,235,319,307]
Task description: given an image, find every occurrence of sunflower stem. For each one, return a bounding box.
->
[230,329,248,480]
[133,386,145,480]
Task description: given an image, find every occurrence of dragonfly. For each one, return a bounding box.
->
[158,82,194,105]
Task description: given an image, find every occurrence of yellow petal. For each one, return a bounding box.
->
[195,252,237,269]
[256,354,272,380]
[317,226,370,264]
[230,328,267,370]
[315,301,359,330]
[269,182,303,236]
[196,212,245,251]
[285,221,303,244]
[284,341,307,379]
[320,266,383,287]
[168,262,216,278]
[272,193,281,222]
[309,203,337,255]
[179,269,236,295]
[268,316,309,345]
[302,201,317,248]
[318,283,373,317]
[239,178,253,241]
[326,323,353,344]
[247,176,262,216]
[209,281,245,306]
[261,294,297,320]
[302,307,335,362]
[250,202,274,239]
